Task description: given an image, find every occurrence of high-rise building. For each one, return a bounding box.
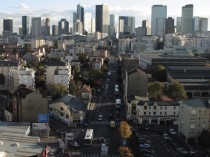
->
[193,17,208,33]
[3,19,13,36]
[181,4,193,34]
[73,12,77,33]
[77,4,84,25]
[151,5,167,37]
[75,20,83,34]
[119,16,135,35]
[31,17,42,36]
[43,18,50,36]
[110,14,118,37]
[165,17,174,34]
[142,20,150,28]
[52,25,58,36]
[176,17,182,33]
[22,16,29,36]
[84,12,92,34]
[58,19,69,35]
[96,4,109,34]
[91,18,96,34]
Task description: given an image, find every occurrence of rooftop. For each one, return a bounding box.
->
[182,98,210,108]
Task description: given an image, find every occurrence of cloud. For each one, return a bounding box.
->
[14,3,29,10]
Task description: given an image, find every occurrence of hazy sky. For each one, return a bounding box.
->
[0,0,209,32]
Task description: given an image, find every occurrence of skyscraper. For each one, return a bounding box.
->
[31,17,42,36]
[58,19,69,35]
[151,5,167,37]
[52,25,58,36]
[110,14,118,37]
[73,12,77,33]
[119,16,135,35]
[44,18,50,36]
[181,4,193,34]
[96,4,109,34]
[165,17,174,34]
[193,17,208,33]
[84,12,92,34]
[3,19,13,35]
[22,16,29,36]
[77,4,84,24]
[176,17,182,33]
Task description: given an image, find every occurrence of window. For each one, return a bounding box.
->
[165,106,167,109]
[60,113,64,116]
[160,112,162,115]
[60,107,64,111]
[154,106,156,110]
[66,115,69,118]
[191,117,195,121]
[174,106,176,109]
[49,108,52,112]
[165,112,167,115]
[144,112,146,115]
[149,107,151,109]
[160,107,162,110]
[149,112,151,115]
[174,112,176,115]
[153,112,156,115]
[144,106,147,109]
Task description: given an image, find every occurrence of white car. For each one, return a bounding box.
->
[98,114,103,121]
[177,147,188,154]
[140,143,151,149]
[169,129,176,134]
[163,133,170,140]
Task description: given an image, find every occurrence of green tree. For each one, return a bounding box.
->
[69,80,77,95]
[148,81,164,101]
[152,65,166,82]
[48,83,68,99]
[119,146,134,157]
[89,69,104,81]
[101,65,108,73]
[168,81,187,100]
[73,65,81,81]
[78,53,88,64]
[199,130,210,148]
[0,74,5,85]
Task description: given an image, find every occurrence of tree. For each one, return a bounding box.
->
[0,74,5,85]
[78,53,88,64]
[48,83,68,99]
[101,65,108,73]
[152,65,166,82]
[119,121,132,140]
[168,81,187,100]
[89,69,104,81]
[69,80,77,95]
[199,130,210,148]
[119,146,134,157]
[73,65,81,81]
[148,81,164,101]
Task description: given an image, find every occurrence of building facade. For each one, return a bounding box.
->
[181,4,193,34]
[151,5,167,37]
[31,17,42,36]
[22,16,29,36]
[119,16,135,37]
[165,17,174,34]
[58,19,69,35]
[3,19,13,37]
[96,4,109,34]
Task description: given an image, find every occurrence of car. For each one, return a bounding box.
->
[177,147,188,154]
[169,129,176,134]
[140,148,152,154]
[163,133,170,140]
[140,143,151,149]
[138,138,151,144]
[98,137,106,143]
[98,114,103,121]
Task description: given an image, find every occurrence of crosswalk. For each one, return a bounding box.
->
[90,121,120,125]
[82,154,120,157]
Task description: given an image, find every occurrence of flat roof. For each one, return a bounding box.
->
[0,122,43,157]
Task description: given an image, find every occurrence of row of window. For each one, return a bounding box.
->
[144,111,177,115]
[144,106,177,110]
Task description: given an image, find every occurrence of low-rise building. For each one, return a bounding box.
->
[127,96,179,125]
[179,98,210,143]
[49,94,87,126]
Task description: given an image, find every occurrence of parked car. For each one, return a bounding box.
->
[177,147,188,155]
[98,114,103,121]
[69,141,80,148]
[140,144,151,149]
[163,133,171,140]
[169,129,176,134]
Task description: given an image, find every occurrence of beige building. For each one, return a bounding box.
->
[178,98,210,143]
[12,86,48,123]
[0,61,18,91]
[45,60,71,88]
[127,96,180,125]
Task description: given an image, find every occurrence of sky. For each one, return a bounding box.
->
[0,0,209,33]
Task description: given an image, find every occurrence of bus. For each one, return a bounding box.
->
[84,129,94,145]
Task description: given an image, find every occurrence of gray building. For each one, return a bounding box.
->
[151,5,167,37]
[52,25,58,36]
[165,17,174,34]
[176,17,182,33]
[77,4,84,25]
[96,4,109,34]
[31,17,42,36]
[22,16,29,36]
[181,4,193,34]
[58,19,69,35]
[119,16,135,36]
[109,14,118,37]
[3,19,13,37]
[193,17,208,33]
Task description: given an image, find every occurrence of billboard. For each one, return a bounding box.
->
[32,123,49,130]
[38,114,49,123]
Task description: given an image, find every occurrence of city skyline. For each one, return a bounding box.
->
[0,0,209,32]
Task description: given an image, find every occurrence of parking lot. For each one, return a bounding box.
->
[131,125,208,157]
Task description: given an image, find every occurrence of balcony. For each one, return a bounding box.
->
[131,108,137,115]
